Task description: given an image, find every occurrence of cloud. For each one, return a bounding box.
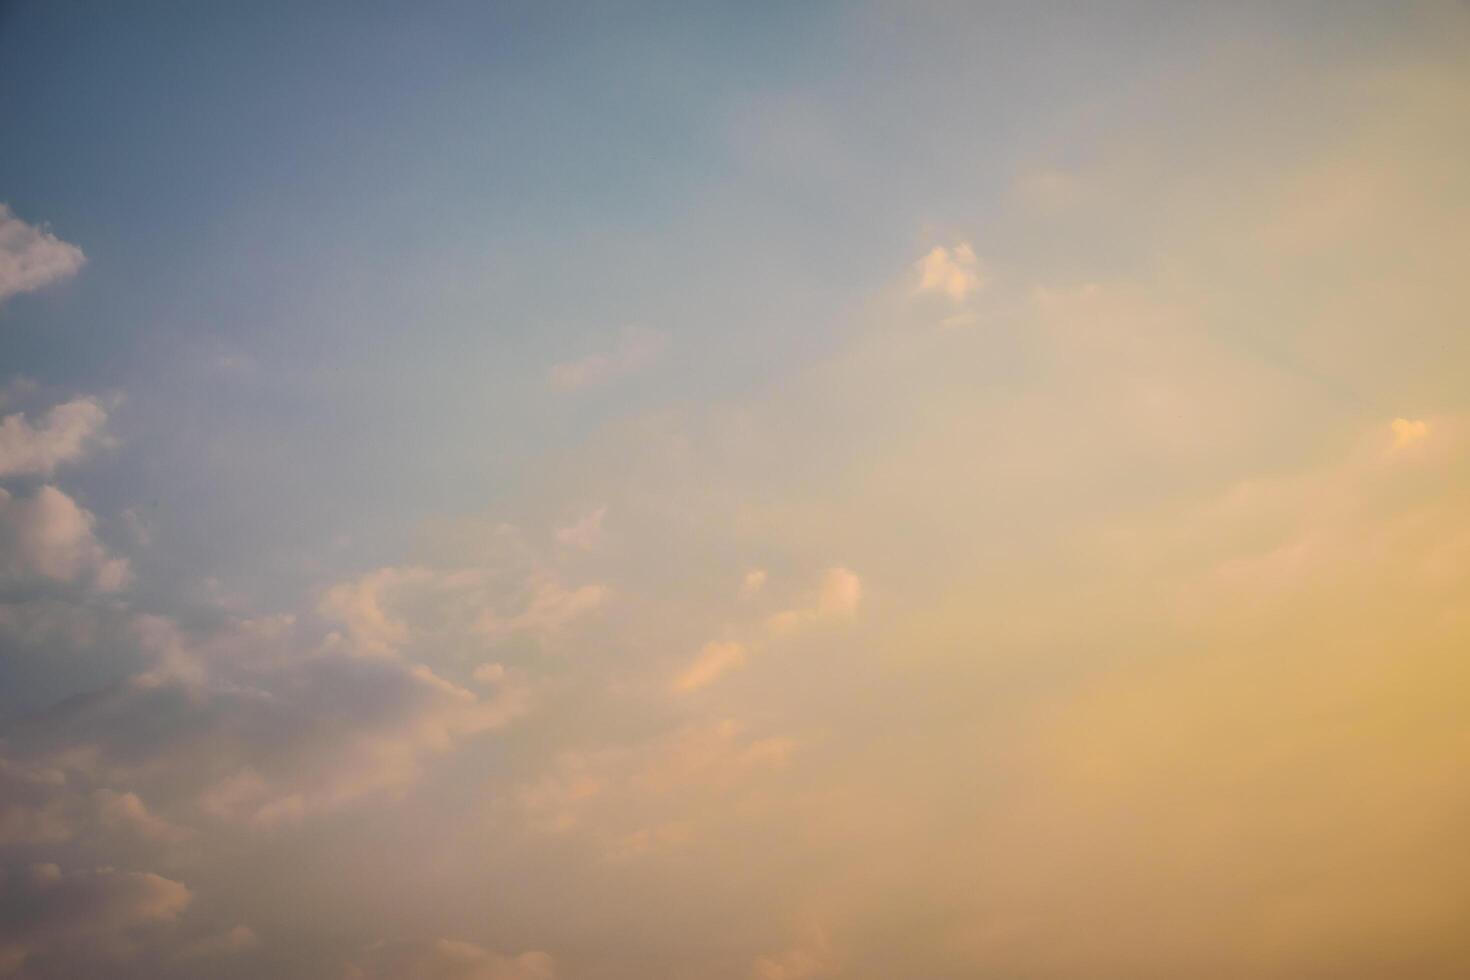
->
[765,566,862,635]
[515,720,795,850]
[0,485,131,591]
[912,243,982,300]
[346,939,555,980]
[1391,416,1429,449]
[0,205,86,307]
[176,924,259,960]
[547,326,666,392]
[319,565,606,658]
[752,928,834,980]
[0,863,190,976]
[3,614,529,830]
[741,569,768,597]
[815,567,861,616]
[671,641,747,693]
[0,398,108,478]
[553,506,605,550]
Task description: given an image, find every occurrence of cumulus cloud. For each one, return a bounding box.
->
[0,863,190,976]
[912,243,982,300]
[0,205,86,307]
[546,326,666,391]
[0,485,131,591]
[765,566,862,636]
[346,939,555,980]
[670,640,747,693]
[0,398,108,478]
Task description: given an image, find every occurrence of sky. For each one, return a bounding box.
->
[1,1,1469,977]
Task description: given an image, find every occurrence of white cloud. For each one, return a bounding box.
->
[671,640,747,693]
[0,397,108,477]
[547,326,666,391]
[0,485,131,591]
[913,243,982,300]
[0,204,86,306]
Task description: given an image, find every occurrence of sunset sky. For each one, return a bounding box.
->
[2,2,1469,978]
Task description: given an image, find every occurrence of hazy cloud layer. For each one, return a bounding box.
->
[2,4,1469,978]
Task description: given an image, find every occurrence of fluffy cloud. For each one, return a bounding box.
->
[912,243,982,300]
[0,398,108,478]
[1391,416,1429,448]
[546,326,666,391]
[765,566,861,636]
[0,864,190,977]
[1,615,528,831]
[0,485,131,591]
[0,206,85,307]
[346,939,555,980]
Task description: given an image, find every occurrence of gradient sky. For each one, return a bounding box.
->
[2,2,1469,978]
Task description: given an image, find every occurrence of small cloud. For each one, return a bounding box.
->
[555,506,606,549]
[817,566,862,616]
[0,203,87,306]
[913,243,983,300]
[0,396,109,477]
[548,325,666,392]
[0,484,132,591]
[472,662,506,685]
[741,568,768,598]
[1391,417,1429,449]
[765,566,862,635]
[671,641,747,693]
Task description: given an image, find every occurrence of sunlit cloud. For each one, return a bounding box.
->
[0,397,108,478]
[912,242,982,300]
[670,640,747,693]
[3,4,1469,977]
[0,204,85,306]
[1391,416,1429,448]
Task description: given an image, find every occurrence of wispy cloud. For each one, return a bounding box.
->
[547,326,666,392]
